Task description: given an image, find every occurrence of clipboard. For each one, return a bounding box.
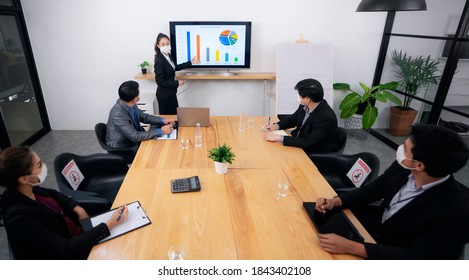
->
[82,201,151,243]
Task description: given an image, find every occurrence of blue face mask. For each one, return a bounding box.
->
[395,145,417,170]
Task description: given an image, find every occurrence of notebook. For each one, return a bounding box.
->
[177,107,210,127]
[303,202,364,243]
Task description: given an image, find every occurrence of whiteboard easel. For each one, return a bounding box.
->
[276,43,333,115]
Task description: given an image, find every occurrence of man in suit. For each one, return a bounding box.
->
[106,80,175,152]
[316,124,469,259]
[264,78,339,154]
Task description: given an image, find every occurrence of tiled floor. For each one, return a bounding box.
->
[0,130,467,259]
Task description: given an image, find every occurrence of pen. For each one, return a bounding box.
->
[268,116,271,130]
[322,198,327,217]
[117,207,124,222]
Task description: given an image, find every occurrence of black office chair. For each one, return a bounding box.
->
[309,152,380,194]
[332,127,347,154]
[307,127,347,156]
[54,153,128,216]
[95,122,136,165]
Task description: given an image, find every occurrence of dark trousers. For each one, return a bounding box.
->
[156,93,179,115]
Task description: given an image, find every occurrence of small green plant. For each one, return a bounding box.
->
[391,50,440,109]
[334,81,402,130]
[208,144,236,164]
[138,60,150,69]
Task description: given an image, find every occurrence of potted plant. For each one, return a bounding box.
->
[208,144,236,174]
[333,81,402,131]
[138,60,150,74]
[388,50,440,136]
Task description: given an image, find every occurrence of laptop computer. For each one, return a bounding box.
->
[177,107,210,127]
[303,202,364,243]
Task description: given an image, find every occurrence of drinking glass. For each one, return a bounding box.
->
[167,246,184,260]
[277,181,289,197]
[247,118,254,128]
[181,137,190,149]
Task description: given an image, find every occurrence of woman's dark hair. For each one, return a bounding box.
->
[410,124,469,177]
[154,33,170,62]
[294,78,324,102]
[118,80,139,102]
[0,146,34,189]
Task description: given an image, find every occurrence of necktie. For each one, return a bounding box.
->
[129,108,141,130]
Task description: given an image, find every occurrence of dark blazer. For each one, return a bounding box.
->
[106,99,164,150]
[154,54,192,99]
[1,186,110,259]
[276,100,338,154]
[340,162,469,260]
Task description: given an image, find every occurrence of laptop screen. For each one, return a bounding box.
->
[177,107,210,127]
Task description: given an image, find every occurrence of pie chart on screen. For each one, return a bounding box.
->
[219,30,238,46]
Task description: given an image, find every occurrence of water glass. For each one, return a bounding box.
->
[167,246,184,260]
[181,137,190,149]
[247,118,254,128]
[277,181,289,197]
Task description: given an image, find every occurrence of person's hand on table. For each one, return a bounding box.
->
[163,118,175,126]
[106,205,128,230]
[315,196,342,213]
[264,132,282,142]
[262,123,279,132]
[161,124,173,135]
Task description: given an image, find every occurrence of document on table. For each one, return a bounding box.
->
[271,130,288,136]
[157,128,178,140]
[81,201,151,243]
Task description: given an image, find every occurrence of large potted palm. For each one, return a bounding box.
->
[388,50,440,136]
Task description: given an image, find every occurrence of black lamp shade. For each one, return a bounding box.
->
[356,0,427,12]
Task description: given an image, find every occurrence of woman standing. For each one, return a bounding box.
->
[0,146,128,259]
[154,33,199,114]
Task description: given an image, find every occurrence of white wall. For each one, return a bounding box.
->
[21,0,387,130]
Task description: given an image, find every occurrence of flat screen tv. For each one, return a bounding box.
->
[169,21,252,69]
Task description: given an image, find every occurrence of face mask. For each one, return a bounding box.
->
[27,163,48,185]
[160,45,171,55]
[395,145,417,170]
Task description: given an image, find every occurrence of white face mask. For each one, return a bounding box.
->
[160,45,171,55]
[27,163,48,185]
[396,145,417,170]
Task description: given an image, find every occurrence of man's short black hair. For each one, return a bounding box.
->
[410,124,469,177]
[118,81,140,102]
[294,78,324,102]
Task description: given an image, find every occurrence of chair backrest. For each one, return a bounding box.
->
[54,152,128,193]
[94,122,136,164]
[309,152,380,192]
[334,127,347,154]
[95,122,110,151]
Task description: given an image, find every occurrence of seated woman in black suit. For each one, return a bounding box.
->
[0,146,128,259]
[153,33,200,114]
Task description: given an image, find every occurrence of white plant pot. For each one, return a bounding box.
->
[214,161,229,174]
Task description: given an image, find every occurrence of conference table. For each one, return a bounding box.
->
[88,116,374,260]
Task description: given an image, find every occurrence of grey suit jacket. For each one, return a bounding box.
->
[106,99,163,150]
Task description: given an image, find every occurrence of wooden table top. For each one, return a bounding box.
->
[88,116,373,260]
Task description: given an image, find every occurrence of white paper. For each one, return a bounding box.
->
[346,158,372,188]
[90,201,150,243]
[61,159,85,191]
[157,128,177,140]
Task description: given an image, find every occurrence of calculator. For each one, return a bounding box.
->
[171,176,201,193]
